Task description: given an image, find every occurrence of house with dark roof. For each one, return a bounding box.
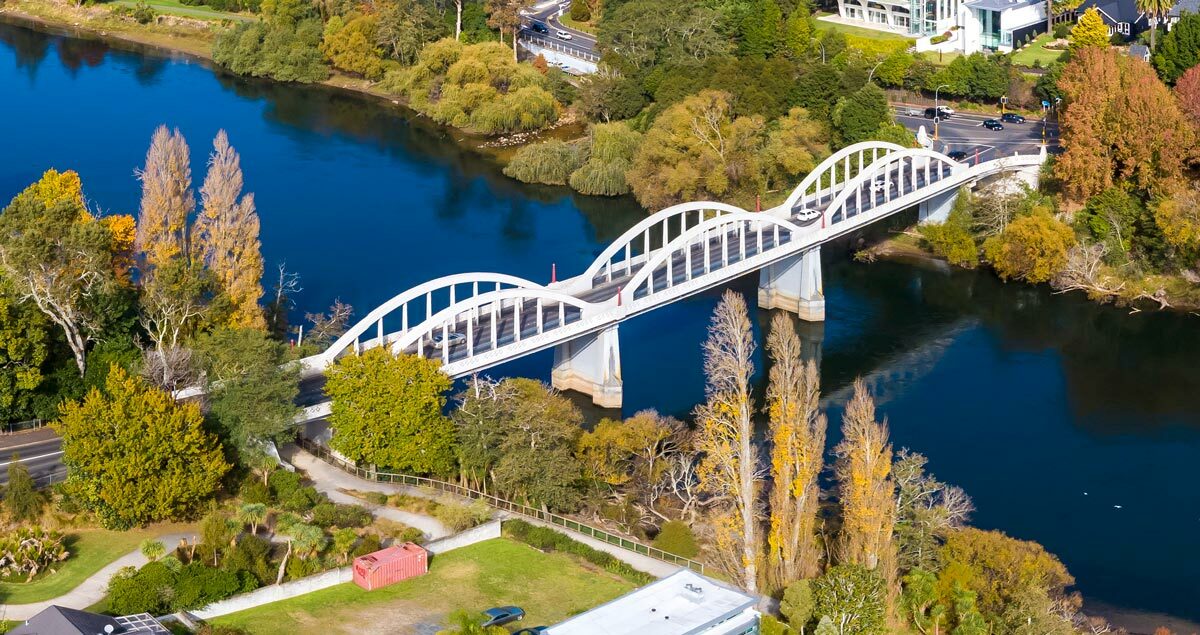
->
[1073,0,1151,40]
[7,606,169,635]
[1167,0,1200,29]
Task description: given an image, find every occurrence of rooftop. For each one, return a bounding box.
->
[7,606,169,635]
[544,570,758,635]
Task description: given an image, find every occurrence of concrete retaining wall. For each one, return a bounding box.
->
[426,520,501,554]
[189,521,502,620]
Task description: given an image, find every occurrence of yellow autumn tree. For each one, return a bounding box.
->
[100,215,137,285]
[1070,8,1111,52]
[136,125,195,273]
[764,312,826,589]
[20,168,85,210]
[194,130,266,330]
[695,290,761,592]
[833,379,897,591]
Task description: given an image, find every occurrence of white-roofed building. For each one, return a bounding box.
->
[545,570,760,635]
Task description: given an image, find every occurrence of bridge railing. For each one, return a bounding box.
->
[521,34,600,62]
[295,437,705,574]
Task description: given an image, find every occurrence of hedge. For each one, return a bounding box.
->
[502,519,655,586]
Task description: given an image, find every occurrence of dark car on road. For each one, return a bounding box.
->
[1001,113,1025,123]
[946,150,968,162]
[982,119,1004,130]
[923,107,952,120]
[481,606,525,628]
[513,628,549,635]
[529,21,549,34]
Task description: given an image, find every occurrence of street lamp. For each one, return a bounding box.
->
[867,59,884,84]
[810,37,826,64]
[934,83,949,141]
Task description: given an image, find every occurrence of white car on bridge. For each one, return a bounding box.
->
[556,29,573,40]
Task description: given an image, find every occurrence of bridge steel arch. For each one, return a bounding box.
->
[622,211,804,305]
[388,286,603,369]
[774,141,907,219]
[820,147,963,233]
[571,201,752,293]
[310,272,544,371]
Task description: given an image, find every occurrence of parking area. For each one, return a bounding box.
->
[893,105,1059,163]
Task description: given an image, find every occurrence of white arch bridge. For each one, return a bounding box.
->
[296,142,1045,412]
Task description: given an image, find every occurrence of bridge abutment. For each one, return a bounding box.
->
[551,324,622,409]
[758,247,825,322]
[918,188,958,224]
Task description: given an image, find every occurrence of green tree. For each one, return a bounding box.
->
[325,348,456,476]
[503,140,584,185]
[950,585,989,635]
[54,366,230,529]
[813,616,836,635]
[833,83,889,146]
[901,569,947,635]
[0,182,122,377]
[920,191,978,267]
[322,13,385,80]
[741,0,783,57]
[936,528,1075,618]
[1070,8,1111,51]
[983,212,1075,283]
[782,6,813,58]
[568,122,643,196]
[213,19,330,84]
[1154,12,1200,82]
[5,454,40,523]
[781,578,816,632]
[453,377,584,510]
[237,502,268,535]
[0,292,50,421]
[376,0,447,64]
[193,328,299,463]
[811,564,887,635]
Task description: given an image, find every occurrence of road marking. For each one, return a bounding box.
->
[0,450,64,467]
[0,436,59,453]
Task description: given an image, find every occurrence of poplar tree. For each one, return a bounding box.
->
[5,455,40,523]
[137,125,195,273]
[765,312,826,587]
[833,379,897,589]
[695,290,761,592]
[195,130,266,330]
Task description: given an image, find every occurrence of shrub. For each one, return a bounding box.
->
[223,535,274,586]
[281,486,322,513]
[107,560,177,615]
[0,527,69,582]
[350,533,383,558]
[268,470,302,502]
[213,19,330,84]
[361,491,388,505]
[983,212,1075,283]
[503,519,655,585]
[172,563,250,611]
[568,123,642,196]
[239,478,270,505]
[310,502,373,528]
[651,521,698,558]
[1053,22,1071,38]
[432,497,492,532]
[503,140,584,185]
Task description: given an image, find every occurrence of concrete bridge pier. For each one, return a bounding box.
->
[918,188,959,225]
[551,324,622,409]
[758,247,825,322]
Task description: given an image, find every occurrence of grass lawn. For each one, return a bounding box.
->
[212,538,635,635]
[813,13,913,41]
[0,525,191,605]
[558,14,596,35]
[1012,33,1066,67]
[918,49,963,66]
[111,0,249,21]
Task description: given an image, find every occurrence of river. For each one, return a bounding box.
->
[2,20,1198,628]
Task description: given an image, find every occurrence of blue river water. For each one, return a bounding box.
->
[2,20,1198,625]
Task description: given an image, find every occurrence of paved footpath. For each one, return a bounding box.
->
[5,532,194,621]
[283,446,682,579]
[284,448,450,540]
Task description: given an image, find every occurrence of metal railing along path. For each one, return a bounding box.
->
[521,34,600,62]
[296,437,705,574]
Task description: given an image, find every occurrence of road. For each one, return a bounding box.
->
[893,104,1060,164]
[0,427,65,488]
[520,0,598,60]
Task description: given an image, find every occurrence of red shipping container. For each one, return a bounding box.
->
[352,543,428,590]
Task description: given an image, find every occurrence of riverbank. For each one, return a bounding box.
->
[0,0,585,162]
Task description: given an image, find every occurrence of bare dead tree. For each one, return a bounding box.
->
[139,345,200,393]
[1052,242,1125,300]
[304,299,354,348]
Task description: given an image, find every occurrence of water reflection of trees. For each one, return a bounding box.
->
[0,20,53,79]
[833,256,1200,432]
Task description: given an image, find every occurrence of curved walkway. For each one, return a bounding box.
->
[4,532,193,621]
[284,446,682,579]
[284,448,450,539]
